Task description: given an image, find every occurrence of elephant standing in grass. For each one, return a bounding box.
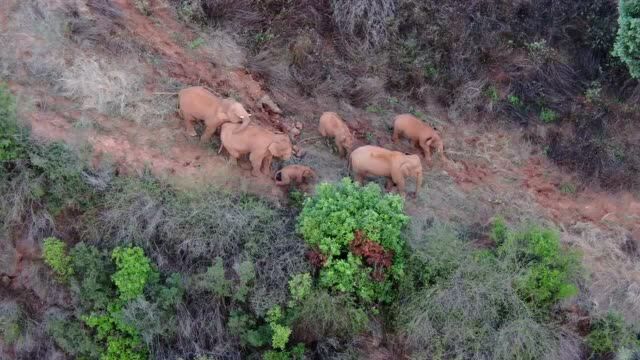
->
[179,86,251,143]
[350,145,423,196]
[318,111,354,157]
[219,123,293,177]
[393,113,446,163]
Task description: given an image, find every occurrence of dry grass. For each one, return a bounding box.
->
[198,29,247,69]
[565,223,640,325]
[331,0,396,49]
[60,57,145,118]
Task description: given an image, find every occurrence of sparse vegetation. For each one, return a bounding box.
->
[586,312,639,357]
[540,107,559,123]
[2,1,640,359]
[395,219,582,359]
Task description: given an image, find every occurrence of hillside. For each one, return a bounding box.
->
[1,0,639,359]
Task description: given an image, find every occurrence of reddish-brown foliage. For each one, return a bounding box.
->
[306,249,327,268]
[350,231,394,281]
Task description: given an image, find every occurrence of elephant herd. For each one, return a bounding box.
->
[178,86,446,197]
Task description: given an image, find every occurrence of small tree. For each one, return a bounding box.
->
[298,178,409,304]
[613,0,640,78]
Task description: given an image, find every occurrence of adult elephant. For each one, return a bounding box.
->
[350,145,423,196]
[178,86,251,143]
[219,123,293,177]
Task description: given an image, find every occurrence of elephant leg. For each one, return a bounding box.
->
[249,151,265,177]
[337,143,346,157]
[423,141,433,163]
[392,129,400,142]
[184,115,198,137]
[391,170,406,194]
[201,125,217,144]
[384,178,395,191]
[261,153,273,175]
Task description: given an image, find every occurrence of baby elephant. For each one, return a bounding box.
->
[318,112,354,157]
[179,86,251,143]
[219,123,293,177]
[274,165,316,188]
[350,145,423,196]
[393,114,446,163]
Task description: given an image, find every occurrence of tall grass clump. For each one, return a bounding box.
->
[395,219,583,359]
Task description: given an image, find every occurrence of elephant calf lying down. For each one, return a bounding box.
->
[350,145,423,196]
[219,123,293,177]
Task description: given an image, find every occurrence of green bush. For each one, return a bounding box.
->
[297,178,409,304]
[395,220,581,358]
[43,237,74,280]
[0,302,22,345]
[46,243,180,360]
[586,312,639,356]
[0,83,24,161]
[613,0,640,78]
[190,257,232,298]
[495,221,581,313]
[540,107,558,123]
[47,316,101,358]
[111,246,154,301]
[70,242,115,310]
[288,272,312,307]
[292,289,367,341]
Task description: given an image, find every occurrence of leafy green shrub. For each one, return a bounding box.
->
[586,312,639,356]
[70,242,115,310]
[540,107,558,123]
[111,246,154,301]
[190,257,232,297]
[46,316,100,358]
[496,222,581,313]
[0,301,22,345]
[288,272,312,307]
[234,260,255,303]
[298,178,409,304]
[83,310,147,360]
[613,0,640,78]
[46,243,180,360]
[0,83,24,161]
[292,289,367,341]
[396,220,582,358]
[43,237,74,280]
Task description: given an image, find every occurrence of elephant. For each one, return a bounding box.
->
[392,114,446,163]
[349,145,423,196]
[178,86,251,143]
[274,165,316,187]
[219,123,293,177]
[318,112,354,157]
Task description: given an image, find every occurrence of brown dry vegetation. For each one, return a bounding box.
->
[1,0,640,359]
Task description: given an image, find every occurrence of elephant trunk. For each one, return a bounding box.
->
[233,116,251,134]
